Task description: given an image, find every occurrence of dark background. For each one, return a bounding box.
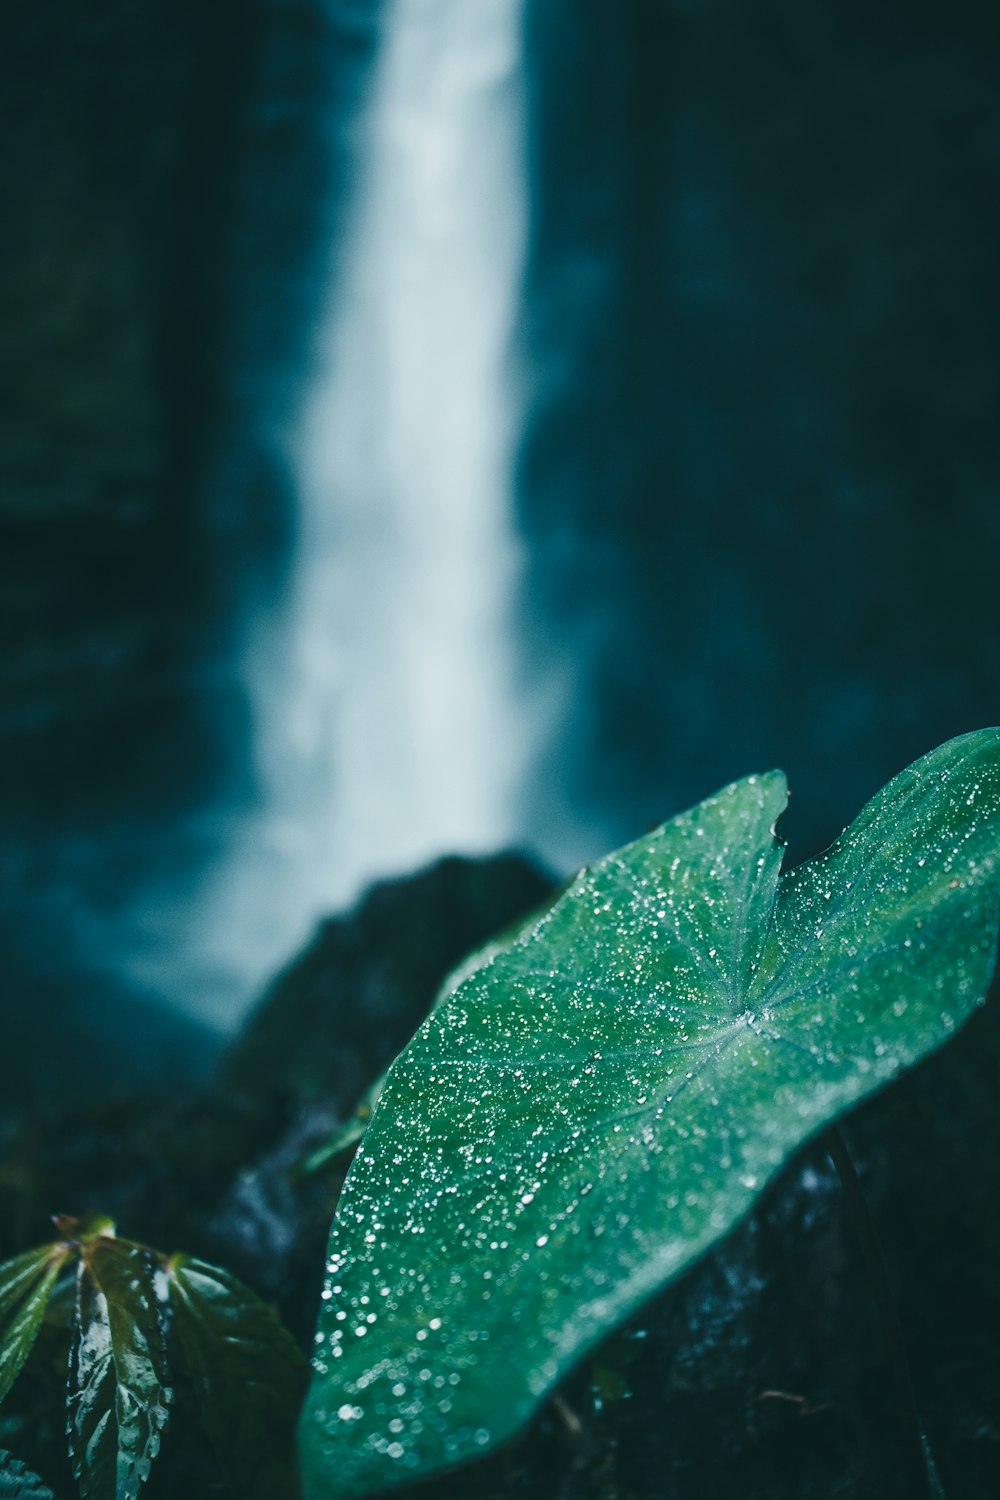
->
[2,0,998,1097]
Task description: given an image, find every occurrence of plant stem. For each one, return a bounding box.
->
[825,1126,944,1500]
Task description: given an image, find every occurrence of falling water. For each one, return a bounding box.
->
[286,4,527,885]
[14,0,534,1039]
[182,0,532,1024]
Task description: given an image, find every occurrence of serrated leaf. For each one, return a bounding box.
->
[0,1244,71,1405]
[67,1241,171,1500]
[167,1255,307,1500]
[300,730,1000,1498]
[0,1451,56,1499]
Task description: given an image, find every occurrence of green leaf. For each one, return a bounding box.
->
[300,730,1000,1498]
[67,1240,171,1500]
[0,1244,71,1405]
[167,1256,308,1500]
[0,1451,55,1499]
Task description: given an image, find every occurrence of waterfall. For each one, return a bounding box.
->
[199,0,531,1018]
[288,5,527,881]
[53,0,533,1036]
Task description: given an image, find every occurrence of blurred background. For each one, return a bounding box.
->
[2,0,999,1103]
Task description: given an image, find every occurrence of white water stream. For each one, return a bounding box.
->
[289,0,529,895]
[173,0,532,1026]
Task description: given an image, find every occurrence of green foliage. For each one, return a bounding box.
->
[0,1224,304,1500]
[0,1246,71,1406]
[300,730,1000,1498]
[0,1451,56,1499]
[68,1238,170,1500]
[167,1256,307,1500]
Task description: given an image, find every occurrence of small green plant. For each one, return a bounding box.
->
[0,1450,55,1499]
[300,730,1000,1498]
[0,1217,306,1500]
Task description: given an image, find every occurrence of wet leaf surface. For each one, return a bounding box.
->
[67,1240,170,1500]
[167,1255,307,1500]
[0,1246,69,1406]
[300,731,1000,1497]
[0,1450,55,1499]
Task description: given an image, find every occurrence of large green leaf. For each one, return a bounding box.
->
[0,1452,55,1499]
[300,731,1000,1497]
[0,1244,70,1405]
[67,1240,171,1500]
[167,1255,307,1500]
